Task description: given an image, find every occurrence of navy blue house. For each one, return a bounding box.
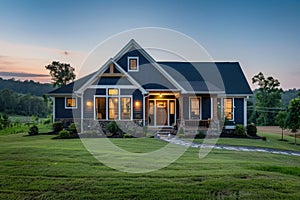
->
[48,39,252,133]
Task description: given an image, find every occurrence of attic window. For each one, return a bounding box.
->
[128,57,139,72]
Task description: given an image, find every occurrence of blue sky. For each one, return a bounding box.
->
[0,0,299,89]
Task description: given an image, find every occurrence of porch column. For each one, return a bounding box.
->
[178,95,185,127]
[212,96,218,120]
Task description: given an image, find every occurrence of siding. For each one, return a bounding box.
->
[55,97,81,119]
[202,97,211,120]
[93,77,132,85]
[234,98,244,125]
[116,47,177,90]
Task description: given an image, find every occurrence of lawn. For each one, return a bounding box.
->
[190,132,300,152]
[0,133,299,199]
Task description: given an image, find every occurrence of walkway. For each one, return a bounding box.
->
[160,136,300,157]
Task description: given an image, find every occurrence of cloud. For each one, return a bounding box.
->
[0,72,49,77]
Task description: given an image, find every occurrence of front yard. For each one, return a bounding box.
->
[0,132,299,199]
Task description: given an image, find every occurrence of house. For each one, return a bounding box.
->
[48,39,252,134]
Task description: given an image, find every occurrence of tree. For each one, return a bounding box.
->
[252,72,282,125]
[45,61,76,87]
[275,111,287,141]
[286,97,300,145]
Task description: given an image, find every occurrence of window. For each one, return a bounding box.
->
[128,57,139,71]
[96,98,106,119]
[108,88,119,96]
[109,97,119,119]
[224,98,233,120]
[190,98,200,119]
[65,97,77,109]
[121,97,131,120]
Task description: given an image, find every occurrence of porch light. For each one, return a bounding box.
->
[86,101,93,107]
[134,100,141,108]
[159,93,163,98]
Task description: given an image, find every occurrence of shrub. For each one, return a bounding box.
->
[198,131,206,139]
[261,136,267,141]
[53,121,63,133]
[235,124,246,135]
[28,125,39,135]
[123,133,133,138]
[106,121,119,134]
[59,129,70,139]
[43,119,51,124]
[68,123,77,134]
[247,123,257,136]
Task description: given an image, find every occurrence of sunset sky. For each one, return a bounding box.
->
[0,0,299,89]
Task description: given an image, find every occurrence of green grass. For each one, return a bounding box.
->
[0,123,52,135]
[189,132,300,151]
[0,133,299,199]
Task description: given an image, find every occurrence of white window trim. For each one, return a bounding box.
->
[93,92,133,121]
[127,56,139,72]
[223,97,235,121]
[65,97,78,109]
[189,97,202,120]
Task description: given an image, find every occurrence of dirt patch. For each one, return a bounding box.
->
[257,126,300,138]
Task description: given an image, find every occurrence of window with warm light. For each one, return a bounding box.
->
[121,97,131,120]
[224,98,233,120]
[190,98,200,119]
[95,98,106,119]
[65,97,77,109]
[109,97,119,119]
[128,57,139,71]
[108,88,119,96]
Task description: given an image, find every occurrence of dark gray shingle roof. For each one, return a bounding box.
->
[158,62,252,95]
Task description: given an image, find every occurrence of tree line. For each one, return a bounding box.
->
[0,89,51,117]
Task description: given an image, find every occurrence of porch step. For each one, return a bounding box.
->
[154,127,174,135]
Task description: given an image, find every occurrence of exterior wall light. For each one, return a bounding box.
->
[86,101,93,107]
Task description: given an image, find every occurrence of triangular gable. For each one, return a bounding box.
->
[75,58,147,95]
[113,39,186,92]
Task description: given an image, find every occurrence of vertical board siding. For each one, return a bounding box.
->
[234,98,244,125]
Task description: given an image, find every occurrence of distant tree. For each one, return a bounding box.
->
[286,97,300,145]
[275,111,287,141]
[252,72,282,125]
[45,61,76,87]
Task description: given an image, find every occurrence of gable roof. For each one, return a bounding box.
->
[48,40,252,96]
[158,62,252,95]
[48,72,96,95]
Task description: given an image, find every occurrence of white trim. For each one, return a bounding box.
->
[223,97,234,121]
[143,95,146,126]
[51,97,55,122]
[65,97,78,109]
[147,99,176,127]
[80,94,83,132]
[113,39,186,93]
[186,91,225,94]
[189,96,202,120]
[217,94,252,97]
[112,61,148,94]
[210,97,213,119]
[88,85,138,89]
[127,56,139,72]
[93,94,133,121]
[244,98,247,127]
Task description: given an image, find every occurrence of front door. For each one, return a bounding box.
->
[156,100,168,126]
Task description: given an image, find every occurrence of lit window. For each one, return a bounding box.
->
[190,98,200,119]
[65,97,77,108]
[109,97,119,119]
[128,57,139,71]
[108,88,119,96]
[121,97,131,120]
[95,98,106,119]
[224,98,233,120]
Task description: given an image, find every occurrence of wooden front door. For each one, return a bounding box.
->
[156,100,168,126]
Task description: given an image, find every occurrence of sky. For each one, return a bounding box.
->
[0,0,299,90]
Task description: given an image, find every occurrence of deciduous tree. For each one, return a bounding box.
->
[45,61,76,87]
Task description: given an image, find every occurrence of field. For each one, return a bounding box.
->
[0,130,299,199]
